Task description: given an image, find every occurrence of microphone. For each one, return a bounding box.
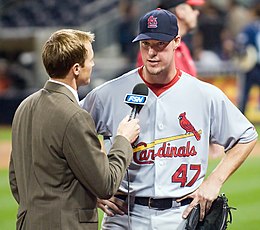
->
[124,83,148,120]
[124,83,149,228]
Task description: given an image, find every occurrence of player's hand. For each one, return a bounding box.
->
[97,197,127,217]
[117,115,140,143]
[177,178,221,221]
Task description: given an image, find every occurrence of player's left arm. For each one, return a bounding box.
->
[179,139,257,221]
[178,85,258,221]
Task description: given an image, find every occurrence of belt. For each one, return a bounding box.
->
[114,194,192,210]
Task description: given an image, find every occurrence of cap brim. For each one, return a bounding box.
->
[187,0,205,6]
[132,33,175,43]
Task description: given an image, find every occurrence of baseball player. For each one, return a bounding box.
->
[80,9,258,230]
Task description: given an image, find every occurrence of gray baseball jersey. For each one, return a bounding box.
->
[80,68,257,198]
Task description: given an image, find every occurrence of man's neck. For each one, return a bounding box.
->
[51,77,77,90]
[142,66,177,85]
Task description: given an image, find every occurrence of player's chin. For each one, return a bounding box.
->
[146,66,163,75]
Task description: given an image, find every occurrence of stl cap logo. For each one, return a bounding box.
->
[147,16,158,28]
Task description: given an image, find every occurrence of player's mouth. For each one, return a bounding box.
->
[147,60,160,66]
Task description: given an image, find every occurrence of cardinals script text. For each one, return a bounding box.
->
[133,141,198,165]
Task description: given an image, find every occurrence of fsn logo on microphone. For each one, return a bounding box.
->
[124,94,147,105]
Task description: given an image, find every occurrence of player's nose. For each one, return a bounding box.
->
[148,46,157,56]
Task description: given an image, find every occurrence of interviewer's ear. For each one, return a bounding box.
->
[73,63,80,77]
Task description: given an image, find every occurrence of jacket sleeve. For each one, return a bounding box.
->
[9,154,20,203]
[62,110,132,199]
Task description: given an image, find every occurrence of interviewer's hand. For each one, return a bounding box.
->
[97,197,127,217]
[117,115,140,143]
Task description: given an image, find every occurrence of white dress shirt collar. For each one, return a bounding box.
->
[48,79,80,105]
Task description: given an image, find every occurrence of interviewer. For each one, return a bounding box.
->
[9,29,140,230]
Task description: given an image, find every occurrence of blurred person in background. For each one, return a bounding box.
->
[0,58,11,93]
[234,0,260,114]
[136,0,205,76]
[225,0,252,38]
[195,1,226,57]
[192,1,227,71]
[220,0,252,61]
[118,0,139,66]
[9,29,140,230]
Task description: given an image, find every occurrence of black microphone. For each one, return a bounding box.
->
[124,83,149,120]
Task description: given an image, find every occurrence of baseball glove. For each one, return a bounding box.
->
[185,193,236,230]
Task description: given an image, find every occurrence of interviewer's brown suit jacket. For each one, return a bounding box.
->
[9,81,132,230]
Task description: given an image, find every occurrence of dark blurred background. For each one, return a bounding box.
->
[0,0,259,124]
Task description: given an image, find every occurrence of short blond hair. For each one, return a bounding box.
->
[42,29,95,78]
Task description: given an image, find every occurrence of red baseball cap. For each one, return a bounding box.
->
[159,0,205,9]
[186,0,205,6]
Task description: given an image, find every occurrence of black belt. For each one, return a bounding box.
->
[115,194,192,210]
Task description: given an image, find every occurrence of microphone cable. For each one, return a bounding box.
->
[105,136,131,229]
[127,169,131,230]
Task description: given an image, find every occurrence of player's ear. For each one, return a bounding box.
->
[173,35,181,49]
